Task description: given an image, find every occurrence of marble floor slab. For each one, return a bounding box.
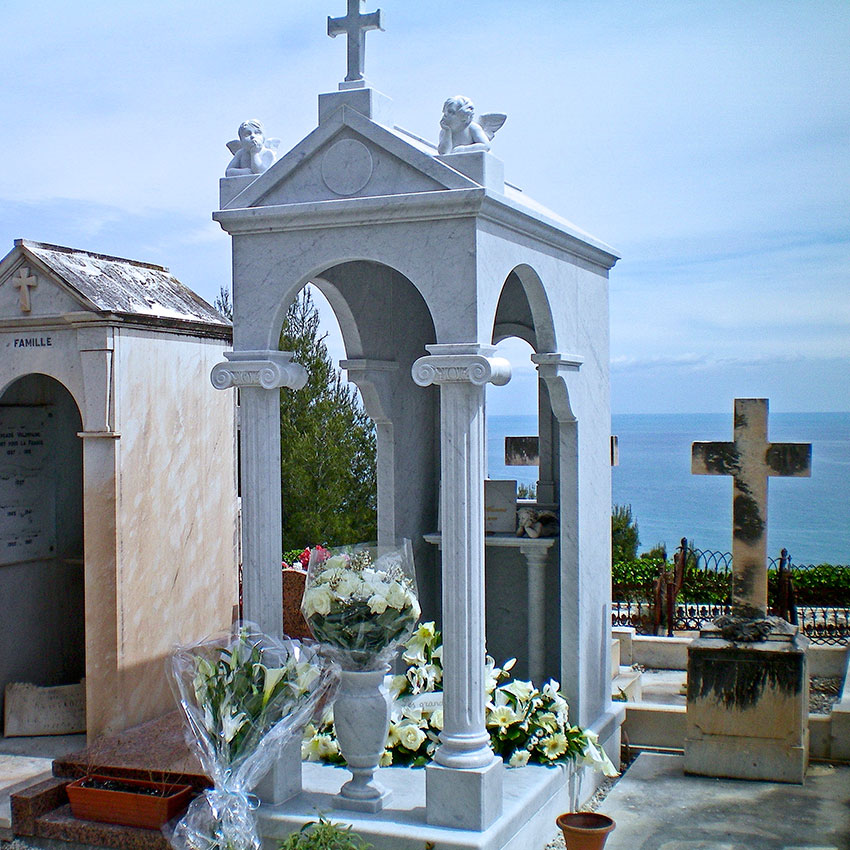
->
[0,754,53,834]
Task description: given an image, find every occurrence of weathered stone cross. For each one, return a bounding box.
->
[12,266,38,313]
[327,0,383,86]
[692,398,811,620]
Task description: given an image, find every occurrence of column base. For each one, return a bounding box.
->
[255,736,302,804]
[425,758,503,830]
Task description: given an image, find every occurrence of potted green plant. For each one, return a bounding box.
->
[279,816,372,849]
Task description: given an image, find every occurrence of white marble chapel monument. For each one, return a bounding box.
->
[213,3,622,846]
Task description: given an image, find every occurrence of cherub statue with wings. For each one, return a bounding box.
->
[225,119,281,177]
[437,95,506,155]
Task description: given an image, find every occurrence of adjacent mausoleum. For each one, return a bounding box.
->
[0,240,238,740]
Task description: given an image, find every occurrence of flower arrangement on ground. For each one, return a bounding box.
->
[170,623,337,850]
[302,622,617,776]
[301,540,419,671]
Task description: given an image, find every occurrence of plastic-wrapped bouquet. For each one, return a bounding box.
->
[170,623,337,850]
[301,540,420,670]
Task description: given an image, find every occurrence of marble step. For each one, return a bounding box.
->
[612,667,642,702]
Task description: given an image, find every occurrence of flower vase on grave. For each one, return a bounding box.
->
[333,667,392,811]
[300,540,420,812]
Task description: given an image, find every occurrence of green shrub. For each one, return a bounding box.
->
[279,817,372,850]
[612,504,639,563]
[770,564,850,606]
[613,556,850,607]
[611,555,664,602]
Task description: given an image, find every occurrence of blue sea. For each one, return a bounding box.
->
[488,412,850,566]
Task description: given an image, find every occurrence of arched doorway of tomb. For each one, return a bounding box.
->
[486,265,574,685]
[0,373,85,725]
[275,260,441,622]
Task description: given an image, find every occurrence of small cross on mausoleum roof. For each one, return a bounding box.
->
[692,398,811,621]
[328,0,384,89]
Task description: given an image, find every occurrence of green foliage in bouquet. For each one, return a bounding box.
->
[188,628,322,767]
[279,817,372,850]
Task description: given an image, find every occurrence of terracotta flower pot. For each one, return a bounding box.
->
[556,812,616,850]
[66,774,194,830]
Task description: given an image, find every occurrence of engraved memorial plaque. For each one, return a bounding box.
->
[0,406,55,565]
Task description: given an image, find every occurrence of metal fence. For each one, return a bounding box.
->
[612,547,850,645]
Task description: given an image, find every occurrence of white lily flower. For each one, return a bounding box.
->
[221,710,248,743]
[261,665,288,707]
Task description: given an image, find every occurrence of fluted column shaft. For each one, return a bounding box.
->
[211,350,307,635]
[412,344,510,769]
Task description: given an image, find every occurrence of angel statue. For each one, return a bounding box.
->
[225,119,280,177]
[437,95,506,155]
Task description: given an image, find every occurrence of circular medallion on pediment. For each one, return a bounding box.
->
[321,139,373,196]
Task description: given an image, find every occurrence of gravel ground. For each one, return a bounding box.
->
[810,676,843,714]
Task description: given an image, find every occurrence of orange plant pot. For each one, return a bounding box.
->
[66,774,194,830]
[556,812,616,850]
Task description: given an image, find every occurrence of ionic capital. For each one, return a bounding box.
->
[211,350,308,391]
[412,344,511,388]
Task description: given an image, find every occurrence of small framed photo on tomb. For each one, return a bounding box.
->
[484,479,517,534]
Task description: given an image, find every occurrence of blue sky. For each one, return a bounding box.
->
[1,1,848,413]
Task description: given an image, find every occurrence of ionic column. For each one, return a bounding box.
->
[211,350,307,636]
[412,343,510,831]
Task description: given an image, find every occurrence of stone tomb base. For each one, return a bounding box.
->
[260,761,579,850]
[684,631,809,784]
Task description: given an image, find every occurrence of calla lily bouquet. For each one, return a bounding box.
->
[170,624,337,850]
[302,541,420,670]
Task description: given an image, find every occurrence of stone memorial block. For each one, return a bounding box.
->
[0,239,238,739]
[484,479,517,533]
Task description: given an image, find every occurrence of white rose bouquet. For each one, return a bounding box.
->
[170,624,337,850]
[301,540,420,671]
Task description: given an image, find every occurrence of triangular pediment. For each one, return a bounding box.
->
[0,246,92,321]
[223,106,478,210]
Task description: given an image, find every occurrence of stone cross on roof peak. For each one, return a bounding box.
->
[692,398,811,621]
[327,0,384,90]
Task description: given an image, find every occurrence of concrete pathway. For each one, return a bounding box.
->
[591,752,850,850]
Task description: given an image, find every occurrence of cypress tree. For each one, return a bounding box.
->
[277,288,377,551]
[215,285,377,552]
